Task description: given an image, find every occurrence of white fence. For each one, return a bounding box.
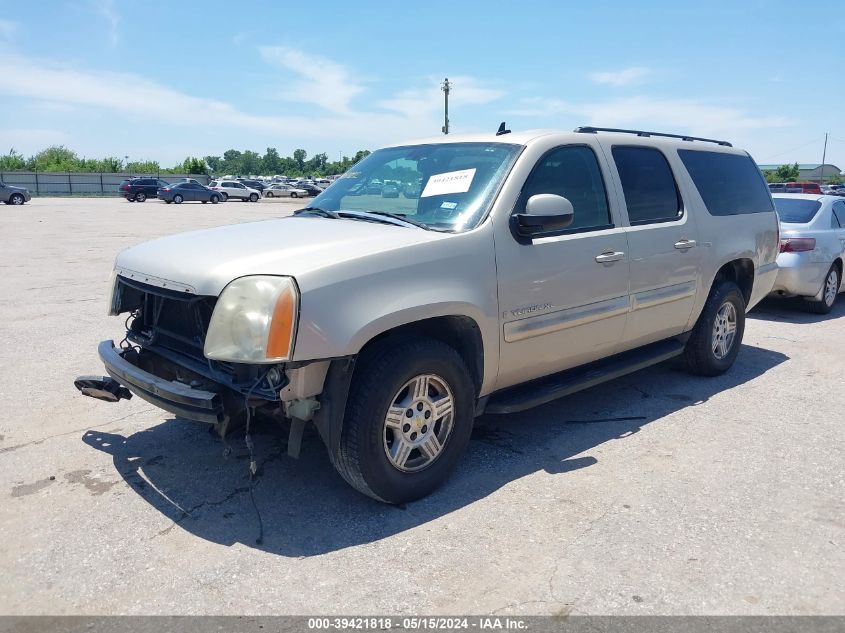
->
[0,172,211,196]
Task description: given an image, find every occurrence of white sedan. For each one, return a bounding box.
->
[770,194,845,313]
[263,184,309,198]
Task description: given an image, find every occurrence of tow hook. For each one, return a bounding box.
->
[73,375,133,403]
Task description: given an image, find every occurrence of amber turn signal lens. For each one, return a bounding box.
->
[266,286,297,359]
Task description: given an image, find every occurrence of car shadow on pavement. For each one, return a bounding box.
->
[82,343,787,557]
[749,296,845,323]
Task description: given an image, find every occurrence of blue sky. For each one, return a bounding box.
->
[1,0,844,168]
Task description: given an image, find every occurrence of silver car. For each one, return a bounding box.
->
[0,180,32,205]
[770,194,845,313]
[263,184,308,198]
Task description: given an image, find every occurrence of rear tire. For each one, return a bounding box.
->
[135,192,147,202]
[266,191,274,198]
[806,265,839,314]
[331,338,475,504]
[682,280,745,377]
[221,192,228,201]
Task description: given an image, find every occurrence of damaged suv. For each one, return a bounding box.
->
[80,127,779,503]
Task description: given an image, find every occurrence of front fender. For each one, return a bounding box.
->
[291,224,500,395]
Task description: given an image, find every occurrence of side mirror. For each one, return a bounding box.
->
[514,194,574,237]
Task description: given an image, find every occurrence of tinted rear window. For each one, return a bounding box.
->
[678,150,774,215]
[772,198,822,224]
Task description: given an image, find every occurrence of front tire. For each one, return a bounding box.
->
[807,265,839,314]
[173,194,183,204]
[332,338,475,504]
[9,194,25,205]
[291,192,298,198]
[210,194,220,204]
[249,193,259,202]
[682,280,745,376]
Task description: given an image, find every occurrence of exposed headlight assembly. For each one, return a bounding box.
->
[204,276,299,363]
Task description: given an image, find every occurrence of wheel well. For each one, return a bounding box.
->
[357,316,484,395]
[714,259,754,305]
[833,258,843,277]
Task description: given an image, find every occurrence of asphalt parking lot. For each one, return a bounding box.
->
[0,197,842,616]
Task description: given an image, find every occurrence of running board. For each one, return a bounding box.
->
[484,339,685,415]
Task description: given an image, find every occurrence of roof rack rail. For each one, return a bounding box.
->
[574,126,732,147]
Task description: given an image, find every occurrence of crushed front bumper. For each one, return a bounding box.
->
[98,340,226,424]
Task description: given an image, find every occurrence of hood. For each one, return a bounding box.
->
[115,216,448,296]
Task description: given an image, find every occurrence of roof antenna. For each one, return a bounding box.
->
[496,121,511,136]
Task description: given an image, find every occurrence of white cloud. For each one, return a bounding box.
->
[507,95,789,138]
[88,0,120,46]
[0,18,18,42]
[0,128,70,151]
[589,66,653,87]
[0,54,503,160]
[259,45,365,114]
[378,75,504,132]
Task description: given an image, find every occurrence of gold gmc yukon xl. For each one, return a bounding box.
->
[78,126,779,503]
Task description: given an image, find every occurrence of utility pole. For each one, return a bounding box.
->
[820,132,828,185]
[441,78,450,135]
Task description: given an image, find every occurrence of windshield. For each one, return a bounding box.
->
[310,142,522,231]
[773,198,822,224]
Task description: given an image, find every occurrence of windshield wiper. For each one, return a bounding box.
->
[344,210,429,229]
[295,206,340,219]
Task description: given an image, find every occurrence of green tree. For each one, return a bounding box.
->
[293,148,307,170]
[31,145,79,171]
[775,162,800,181]
[240,150,262,176]
[126,160,161,174]
[222,149,243,175]
[0,149,26,171]
[262,147,282,175]
[828,172,842,185]
[204,156,222,174]
[181,157,208,174]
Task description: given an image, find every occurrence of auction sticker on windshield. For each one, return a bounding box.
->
[421,168,476,197]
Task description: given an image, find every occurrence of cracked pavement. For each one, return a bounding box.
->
[0,198,842,615]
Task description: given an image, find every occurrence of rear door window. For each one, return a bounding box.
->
[679,150,774,216]
[612,146,682,225]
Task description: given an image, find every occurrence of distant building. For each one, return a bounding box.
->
[757,163,843,182]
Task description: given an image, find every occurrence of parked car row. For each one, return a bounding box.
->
[118,176,328,204]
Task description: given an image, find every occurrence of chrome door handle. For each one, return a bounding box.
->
[595,251,625,263]
[674,239,697,250]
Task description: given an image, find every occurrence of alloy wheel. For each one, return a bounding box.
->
[712,301,737,360]
[383,374,455,472]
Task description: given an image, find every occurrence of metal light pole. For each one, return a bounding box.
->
[441,78,450,135]
[820,132,828,185]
